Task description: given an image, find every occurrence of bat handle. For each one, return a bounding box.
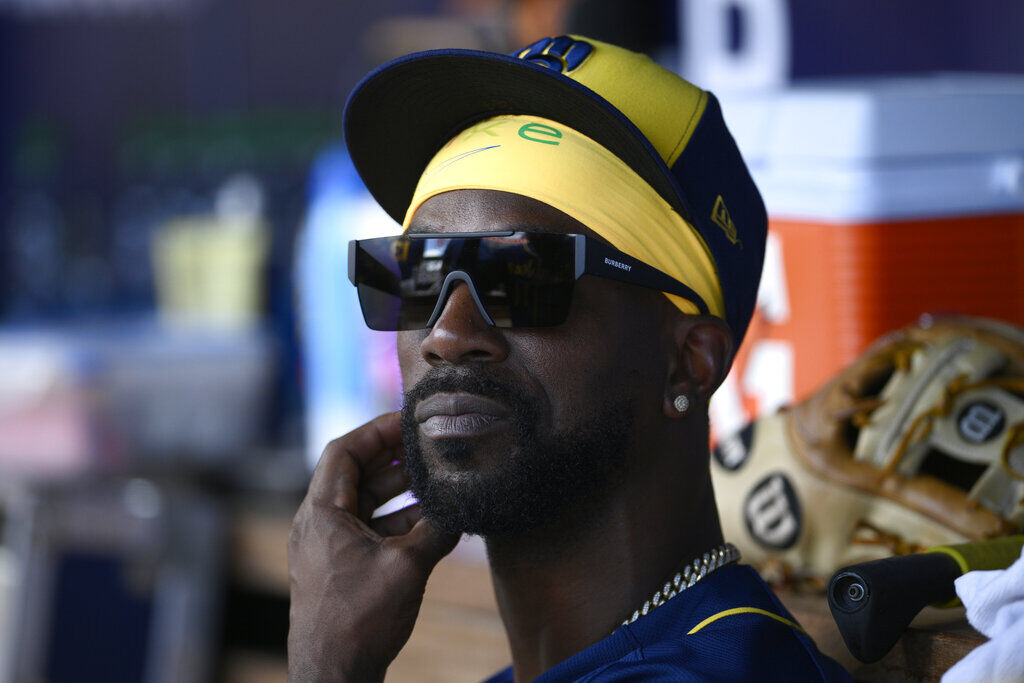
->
[827,536,1024,663]
[828,552,960,663]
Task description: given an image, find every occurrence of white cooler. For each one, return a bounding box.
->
[711,75,1024,439]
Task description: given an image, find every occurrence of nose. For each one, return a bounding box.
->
[420,282,509,365]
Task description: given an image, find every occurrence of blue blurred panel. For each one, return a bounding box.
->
[46,552,153,683]
[786,0,1024,77]
[297,144,403,468]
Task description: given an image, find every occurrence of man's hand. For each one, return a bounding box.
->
[287,412,459,682]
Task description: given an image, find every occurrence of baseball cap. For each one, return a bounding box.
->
[343,35,767,346]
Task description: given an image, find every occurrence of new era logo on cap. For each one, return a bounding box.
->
[712,195,742,247]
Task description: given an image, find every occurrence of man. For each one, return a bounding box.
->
[288,36,850,681]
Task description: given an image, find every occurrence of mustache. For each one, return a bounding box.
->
[403,367,529,409]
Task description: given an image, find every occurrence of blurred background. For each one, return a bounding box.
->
[1,0,1023,681]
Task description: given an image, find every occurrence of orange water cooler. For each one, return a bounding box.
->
[711,76,1024,439]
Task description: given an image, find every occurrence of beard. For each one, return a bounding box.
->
[400,367,633,538]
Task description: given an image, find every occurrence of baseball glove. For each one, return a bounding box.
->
[712,315,1024,586]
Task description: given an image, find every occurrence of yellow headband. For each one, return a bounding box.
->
[402,114,725,319]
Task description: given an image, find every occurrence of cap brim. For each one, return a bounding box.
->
[343,49,687,226]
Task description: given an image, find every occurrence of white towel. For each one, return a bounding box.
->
[942,545,1024,683]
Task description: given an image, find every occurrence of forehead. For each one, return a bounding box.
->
[407,188,596,238]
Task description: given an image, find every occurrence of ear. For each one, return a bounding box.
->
[663,316,735,418]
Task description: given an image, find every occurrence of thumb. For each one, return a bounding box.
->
[400,517,460,568]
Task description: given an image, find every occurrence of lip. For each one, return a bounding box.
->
[414,392,510,438]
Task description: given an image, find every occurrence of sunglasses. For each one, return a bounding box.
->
[348,231,710,330]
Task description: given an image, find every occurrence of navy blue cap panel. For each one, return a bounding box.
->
[667,94,767,347]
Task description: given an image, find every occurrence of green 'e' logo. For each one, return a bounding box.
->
[518,123,562,145]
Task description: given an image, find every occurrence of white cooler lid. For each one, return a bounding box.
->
[719,74,1024,221]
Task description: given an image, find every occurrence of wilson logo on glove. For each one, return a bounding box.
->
[958,401,1006,443]
[743,473,802,550]
[713,422,755,471]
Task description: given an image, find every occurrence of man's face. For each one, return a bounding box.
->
[397,189,671,537]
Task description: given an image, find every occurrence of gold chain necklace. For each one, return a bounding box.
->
[621,542,741,627]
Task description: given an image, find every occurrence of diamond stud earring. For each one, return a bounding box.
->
[673,395,690,414]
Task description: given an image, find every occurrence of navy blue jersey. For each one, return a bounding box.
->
[483,564,850,682]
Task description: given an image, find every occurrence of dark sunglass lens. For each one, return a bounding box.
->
[352,239,399,329]
[356,283,400,331]
[355,237,440,330]
[476,234,575,327]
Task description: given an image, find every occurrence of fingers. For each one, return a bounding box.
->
[358,463,411,520]
[308,412,403,512]
[392,517,460,569]
[369,503,423,537]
